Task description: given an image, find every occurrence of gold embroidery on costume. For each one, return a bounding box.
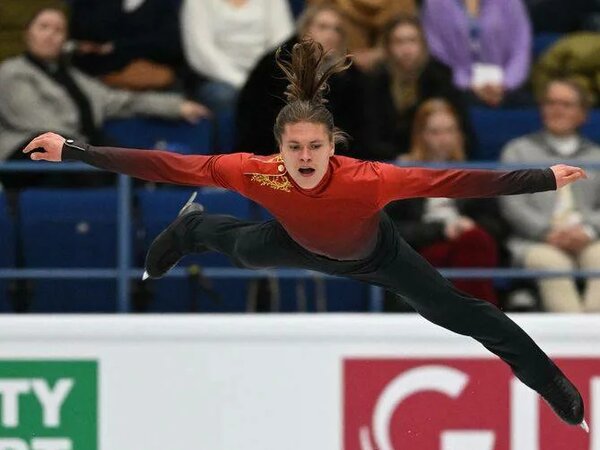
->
[246,155,292,192]
[250,174,292,192]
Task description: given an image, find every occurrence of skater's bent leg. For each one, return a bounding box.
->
[180,213,312,269]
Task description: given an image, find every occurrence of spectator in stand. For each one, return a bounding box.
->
[364,15,472,160]
[0,7,210,188]
[66,0,185,91]
[500,78,600,312]
[180,0,294,131]
[235,4,368,158]
[386,98,502,306]
[422,0,532,107]
[307,0,417,72]
[532,32,600,105]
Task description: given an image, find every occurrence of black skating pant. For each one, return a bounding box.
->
[177,211,559,392]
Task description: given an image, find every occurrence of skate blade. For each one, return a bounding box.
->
[178,191,198,215]
[142,271,149,281]
[580,419,589,433]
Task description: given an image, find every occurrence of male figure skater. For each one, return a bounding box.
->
[23,40,589,431]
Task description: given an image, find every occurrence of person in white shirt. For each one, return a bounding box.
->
[500,78,600,312]
[180,0,294,144]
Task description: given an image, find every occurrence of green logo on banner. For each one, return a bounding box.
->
[0,360,97,450]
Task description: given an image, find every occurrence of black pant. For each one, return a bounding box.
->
[178,211,558,392]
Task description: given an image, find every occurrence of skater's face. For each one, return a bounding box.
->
[25,9,67,62]
[279,122,334,190]
[541,82,587,136]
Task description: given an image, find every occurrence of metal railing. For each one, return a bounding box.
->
[2,159,600,312]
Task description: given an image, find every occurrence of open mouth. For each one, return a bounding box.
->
[298,168,315,177]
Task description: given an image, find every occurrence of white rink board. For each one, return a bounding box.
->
[0,314,599,450]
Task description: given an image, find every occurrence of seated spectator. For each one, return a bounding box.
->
[235,4,368,158]
[67,0,185,91]
[0,7,210,188]
[532,32,600,105]
[0,0,65,62]
[386,99,502,305]
[180,0,294,123]
[364,15,472,160]
[307,0,416,72]
[422,0,532,107]
[500,78,600,313]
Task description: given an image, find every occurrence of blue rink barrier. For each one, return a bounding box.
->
[2,160,600,313]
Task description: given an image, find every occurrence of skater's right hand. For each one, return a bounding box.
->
[22,132,66,162]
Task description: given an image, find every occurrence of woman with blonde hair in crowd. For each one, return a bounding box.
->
[387,98,507,305]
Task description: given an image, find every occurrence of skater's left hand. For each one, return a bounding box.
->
[551,164,587,188]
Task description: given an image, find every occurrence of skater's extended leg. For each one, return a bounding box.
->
[349,217,585,427]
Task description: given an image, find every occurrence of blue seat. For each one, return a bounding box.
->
[0,193,15,312]
[470,107,542,160]
[288,0,305,17]
[19,189,118,312]
[103,117,212,154]
[137,188,253,312]
[277,277,370,312]
[581,109,600,144]
[471,107,600,160]
[533,33,563,58]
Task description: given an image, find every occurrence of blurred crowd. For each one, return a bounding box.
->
[2,0,600,313]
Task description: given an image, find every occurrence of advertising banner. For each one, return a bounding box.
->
[0,315,597,450]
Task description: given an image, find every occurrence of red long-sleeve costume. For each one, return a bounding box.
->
[62,143,556,260]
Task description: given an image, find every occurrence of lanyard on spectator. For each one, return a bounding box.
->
[456,0,482,61]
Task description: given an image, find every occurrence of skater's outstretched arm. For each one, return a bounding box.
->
[376,162,587,207]
[22,132,247,191]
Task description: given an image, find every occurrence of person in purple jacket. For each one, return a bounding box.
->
[422,0,532,107]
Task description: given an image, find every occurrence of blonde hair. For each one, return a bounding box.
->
[407,98,465,162]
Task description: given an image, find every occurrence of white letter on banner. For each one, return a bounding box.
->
[0,380,30,427]
[32,439,72,450]
[365,365,469,450]
[31,379,74,427]
[0,439,28,450]
[510,378,539,450]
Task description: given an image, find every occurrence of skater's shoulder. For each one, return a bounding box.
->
[330,155,381,180]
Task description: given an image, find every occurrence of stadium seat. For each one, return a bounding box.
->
[137,188,253,312]
[471,107,600,160]
[533,32,563,58]
[288,0,305,18]
[581,109,600,144]
[0,193,16,312]
[470,107,542,160]
[277,277,370,312]
[19,189,119,312]
[103,117,212,154]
